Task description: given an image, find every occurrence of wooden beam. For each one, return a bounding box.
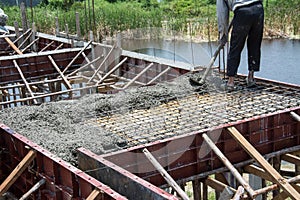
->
[227,127,300,200]
[88,44,116,83]
[143,148,189,200]
[0,150,36,195]
[202,133,255,198]
[4,37,23,55]
[147,67,171,85]
[13,60,38,104]
[122,63,154,90]
[21,37,39,53]
[81,52,102,80]
[86,188,100,200]
[96,57,128,85]
[62,40,92,74]
[48,55,73,90]
[205,177,236,193]
[39,41,55,52]
[19,179,46,200]
[244,164,272,181]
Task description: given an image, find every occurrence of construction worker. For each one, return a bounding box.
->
[217,0,264,89]
[0,8,8,34]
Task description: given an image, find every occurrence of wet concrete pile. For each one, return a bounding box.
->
[0,72,214,165]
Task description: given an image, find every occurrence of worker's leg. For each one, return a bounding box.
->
[227,8,252,85]
[247,3,264,80]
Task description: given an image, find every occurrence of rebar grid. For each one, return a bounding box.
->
[89,78,300,147]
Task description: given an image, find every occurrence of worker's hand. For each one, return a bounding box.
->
[219,33,228,47]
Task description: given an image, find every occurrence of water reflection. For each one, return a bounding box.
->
[120,39,300,85]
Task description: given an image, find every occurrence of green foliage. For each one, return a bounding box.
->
[1,0,299,40]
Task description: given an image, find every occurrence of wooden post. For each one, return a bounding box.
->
[227,127,300,200]
[20,2,28,31]
[89,31,95,60]
[75,12,81,38]
[202,133,255,198]
[14,21,20,46]
[0,150,36,196]
[65,24,69,38]
[55,17,59,36]
[142,148,189,200]
[192,179,201,200]
[31,22,37,52]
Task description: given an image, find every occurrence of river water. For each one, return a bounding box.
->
[120,39,300,85]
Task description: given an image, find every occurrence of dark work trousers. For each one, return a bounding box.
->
[227,2,264,77]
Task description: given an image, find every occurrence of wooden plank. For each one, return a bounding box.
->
[0,150,36,195]
[202,133,255,198]
[4,37,23,55]
[227,127,300,200]
[13,60,38,104]
[143,148,189,200]
[86,188,100,200]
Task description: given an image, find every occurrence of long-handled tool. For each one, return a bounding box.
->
[189,21,233,86]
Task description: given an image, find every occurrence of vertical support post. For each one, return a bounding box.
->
[272,157,281,198]
[65,24,69,39]
[192,179,201,200]
[20,2,28,31]
[31,22,37,52]
[203,178,208,200]
[55,17,59,36]
[89,31,95,60]
[14,21,20,46]
[115,32,122,76]
[76,12,81,38]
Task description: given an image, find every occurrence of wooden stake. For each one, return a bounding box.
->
[75,12,81,38]
[0,150,36,196]
[202,133,255,198]
[227,126,300,200]
[143,148,189,200]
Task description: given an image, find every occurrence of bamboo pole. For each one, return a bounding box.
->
[202,133,256,198]
[39,41,55,52]
[21,37,39,53]
[142,148,189,200]
[231,186,244,200]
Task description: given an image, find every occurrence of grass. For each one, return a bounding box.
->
[1,0,299,41]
